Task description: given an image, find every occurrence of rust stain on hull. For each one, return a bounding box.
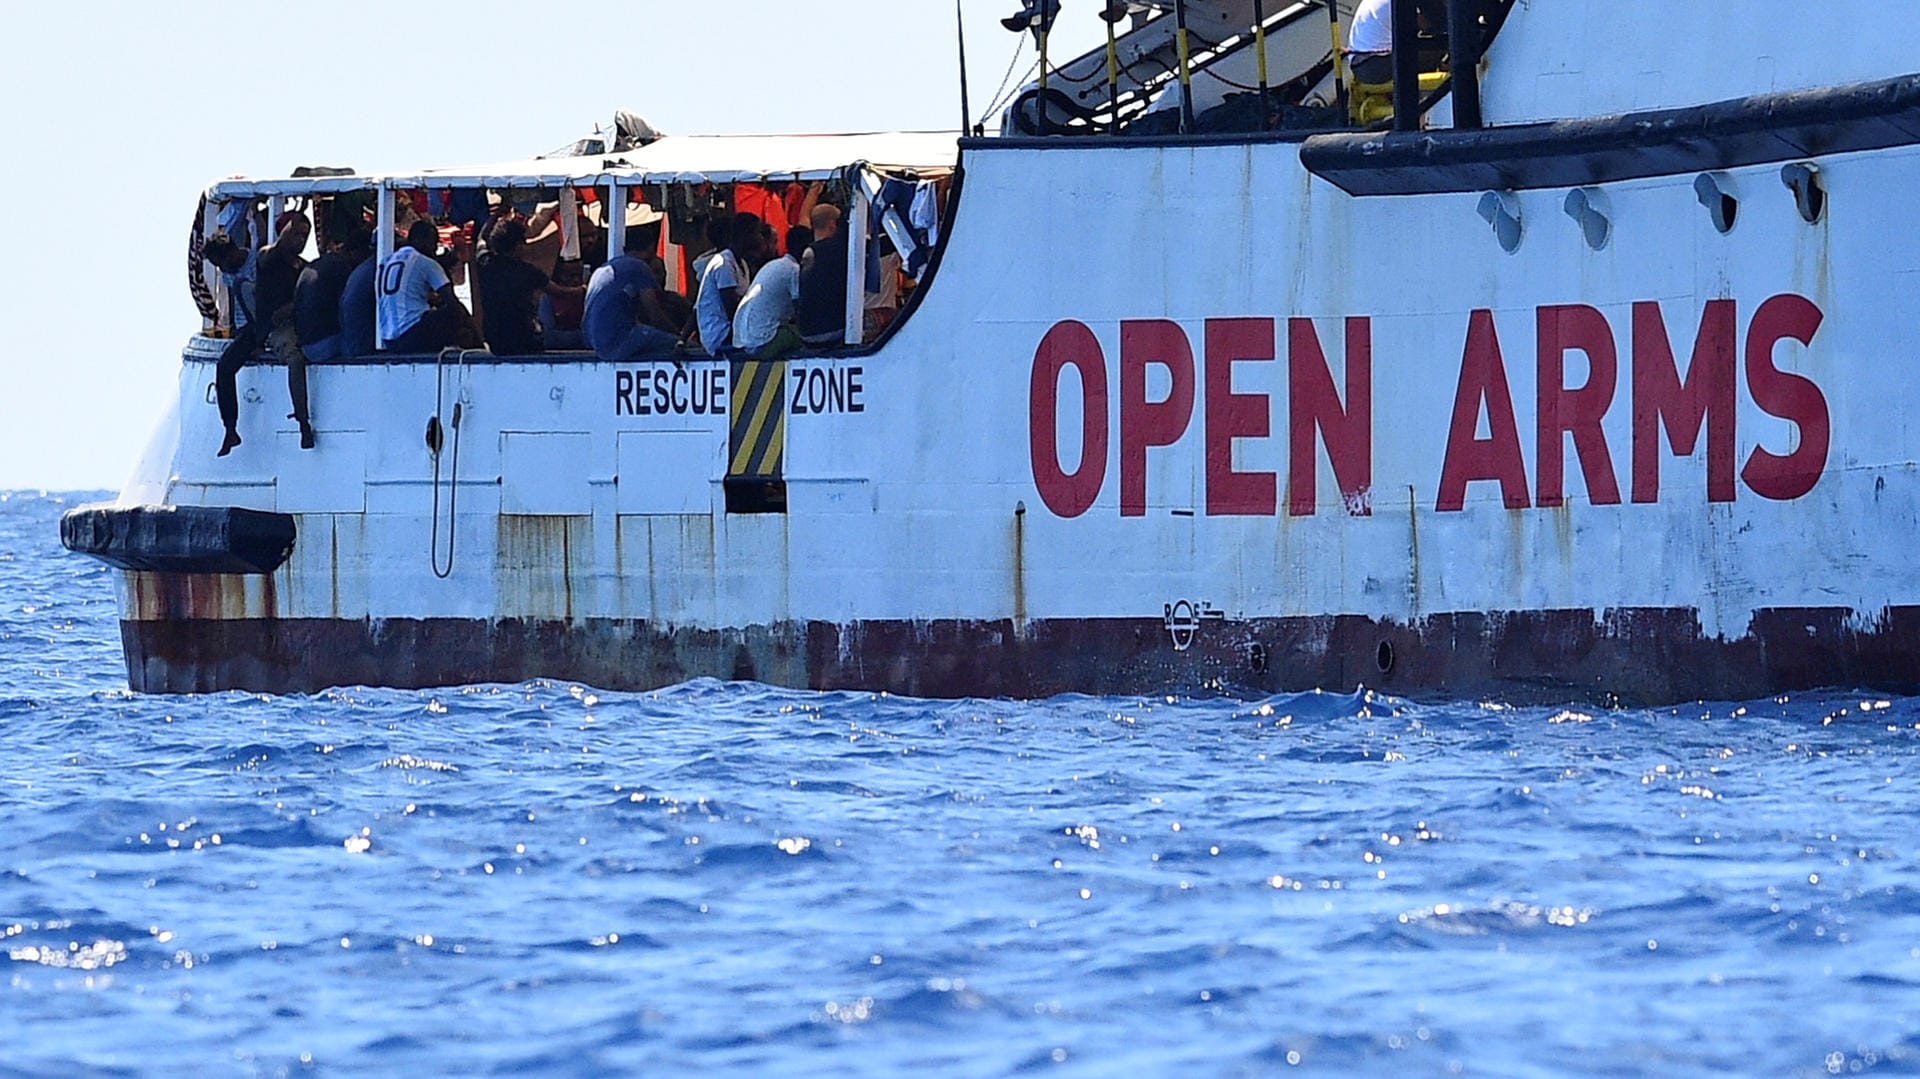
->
[497,514,593,619]
[128,571,278,622]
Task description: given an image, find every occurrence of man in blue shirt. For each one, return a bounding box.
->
[584,242,678,362]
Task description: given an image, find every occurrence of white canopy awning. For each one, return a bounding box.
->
[208,131,960,199]
[207,173,379,198]
[606,130,960,185]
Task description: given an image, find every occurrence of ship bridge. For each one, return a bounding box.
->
[993,0,1479,137]
[1008,0,1920,137]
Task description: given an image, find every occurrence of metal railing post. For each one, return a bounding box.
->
[607,182,627,260]
[1390,0,1420,131]
[1175,0,1197,134]
[1449,0,1483,129]
[374,184,396,350]
[1252,0,1272,125]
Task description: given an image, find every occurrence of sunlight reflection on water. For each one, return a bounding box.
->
[2,493,1920,1076]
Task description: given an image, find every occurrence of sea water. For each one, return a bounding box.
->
[2,490,1918,1078]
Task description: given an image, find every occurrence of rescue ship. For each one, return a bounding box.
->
[61,1,1920,704]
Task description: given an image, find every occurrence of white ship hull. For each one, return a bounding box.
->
[64,3,1920,702]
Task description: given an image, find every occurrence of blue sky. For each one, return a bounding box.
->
[0,1,1103,490]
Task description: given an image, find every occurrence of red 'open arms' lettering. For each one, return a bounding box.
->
[1536,304,1622,507]
[1120,319,1196,517]
[1631,299,1737,504]
[1203,318,1277,517]
[1438,309,1530,512]
[1288,317,1373,517]
[1741,294,1830,501]
[1029,320,1110,518]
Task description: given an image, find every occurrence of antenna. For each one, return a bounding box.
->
[957,0,975,134]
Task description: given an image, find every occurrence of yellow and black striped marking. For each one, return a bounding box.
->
[729,359,786,479]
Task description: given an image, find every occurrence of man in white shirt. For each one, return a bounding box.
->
[688,218,731,297]
[378,220,460,352]
[1347,0,1446,85]
[694,212,767,356]
[1346,0,1395,85]
[733,225,811,357]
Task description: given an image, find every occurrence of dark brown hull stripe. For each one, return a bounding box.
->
[120,608,1920,705]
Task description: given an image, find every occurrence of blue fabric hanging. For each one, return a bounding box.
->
[448,189,489,228]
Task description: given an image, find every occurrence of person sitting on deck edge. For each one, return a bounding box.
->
[208,211,309,457]
[289,225,374,449]
[200,235,254,453]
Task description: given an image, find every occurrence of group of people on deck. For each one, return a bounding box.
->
[673,202,857,361]
[202,210,375,455]
[586,201,855,364]
[203,181,916,457]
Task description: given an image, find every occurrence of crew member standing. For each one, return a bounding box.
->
[1345,0,1395,85]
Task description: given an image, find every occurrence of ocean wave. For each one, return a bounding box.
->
[5,494,1920,1075]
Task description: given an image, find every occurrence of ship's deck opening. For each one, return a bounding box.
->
[195,132,961,370]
